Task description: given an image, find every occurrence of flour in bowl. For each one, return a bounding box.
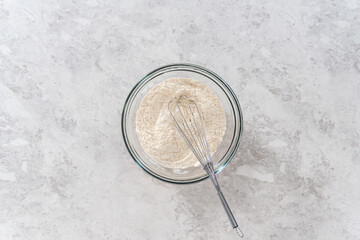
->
[136,78,226,169]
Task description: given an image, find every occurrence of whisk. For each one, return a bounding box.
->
[168,95,244,238]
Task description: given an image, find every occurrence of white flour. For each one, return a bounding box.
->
[136,78,226,169]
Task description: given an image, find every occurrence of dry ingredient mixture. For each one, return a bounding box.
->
[136,78,226,169]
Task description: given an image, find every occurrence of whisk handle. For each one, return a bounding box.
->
[217,189,238,228]
[204,163,244,237]
[205,163,238,229]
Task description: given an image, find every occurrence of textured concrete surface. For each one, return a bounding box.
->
[1,0,360,239]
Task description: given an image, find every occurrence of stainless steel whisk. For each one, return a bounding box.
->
[168,95,244,238]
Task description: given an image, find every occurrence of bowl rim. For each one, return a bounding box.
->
[121,63,243,184]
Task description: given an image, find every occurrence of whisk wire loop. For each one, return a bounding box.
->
[169,96,211,166]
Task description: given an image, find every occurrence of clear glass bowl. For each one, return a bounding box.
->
[122,64,243,184]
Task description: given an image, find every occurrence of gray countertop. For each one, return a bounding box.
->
[1,0,359,239]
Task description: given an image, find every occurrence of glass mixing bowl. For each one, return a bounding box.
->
[122,64,243,184]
